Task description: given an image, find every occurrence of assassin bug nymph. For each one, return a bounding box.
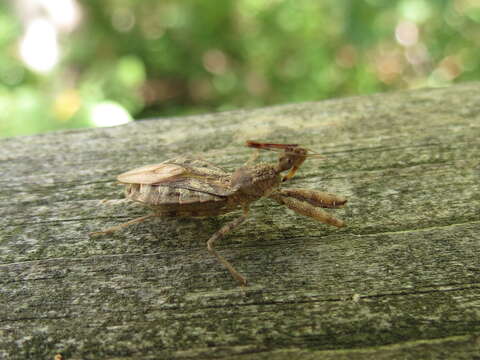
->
[90,141,347,286]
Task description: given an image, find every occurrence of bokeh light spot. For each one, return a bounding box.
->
[203,49,229,75]
[19,18,59,73]
[395,21,419,47]
[399,0,432,23]
[54,89,81,122]
[90,102,132,128]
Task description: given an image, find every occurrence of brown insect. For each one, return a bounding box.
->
[91,141,347,286]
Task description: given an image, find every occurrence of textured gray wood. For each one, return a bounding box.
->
[1,82,479,359]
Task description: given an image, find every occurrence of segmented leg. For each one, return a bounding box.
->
[269,192,345,228]
[207,208,249,286]
[89,213,156,236]
[279,188,347,208]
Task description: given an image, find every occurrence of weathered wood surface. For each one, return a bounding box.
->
[1,83,479,359]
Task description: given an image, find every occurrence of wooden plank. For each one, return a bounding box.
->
[1,83,479,359]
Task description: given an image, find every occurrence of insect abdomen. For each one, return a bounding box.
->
[125,184,236,217]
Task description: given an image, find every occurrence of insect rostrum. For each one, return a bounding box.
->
[91,141,347,286]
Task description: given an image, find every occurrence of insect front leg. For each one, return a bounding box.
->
[207,207,249,286]
[89,213,157,237]
[269,190,346,228]
[279,188,347,208]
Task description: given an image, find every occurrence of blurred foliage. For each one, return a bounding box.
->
[1,0,479,137]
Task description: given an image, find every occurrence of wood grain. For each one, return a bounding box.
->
[1,83,479,359]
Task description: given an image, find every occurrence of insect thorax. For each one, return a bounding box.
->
[231,163,281,199]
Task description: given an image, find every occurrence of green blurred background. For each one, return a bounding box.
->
[1,0,479,138]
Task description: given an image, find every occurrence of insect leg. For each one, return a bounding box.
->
[269,192,345,228]
[89,213,157,237]
[279,188,347,208]
[207,208,249,286]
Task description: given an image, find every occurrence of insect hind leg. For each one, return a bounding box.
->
[89,213,157,237]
